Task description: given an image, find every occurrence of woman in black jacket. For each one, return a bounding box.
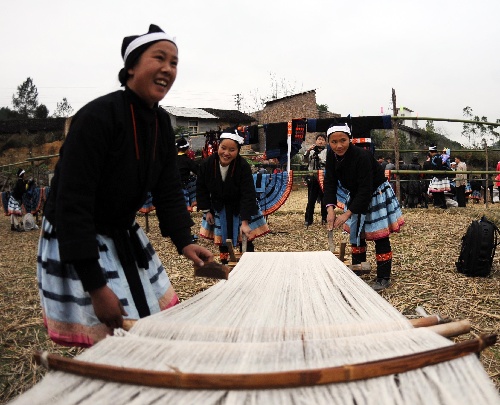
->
[8,168,27,231]
[323,123,404,291]
[37,24,213,347]
[197,129,269,263]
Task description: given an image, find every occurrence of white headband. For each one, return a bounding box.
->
[123,32,177,62]
[327,124,351,137]
[18,169,25,177]
[220,131,245,145]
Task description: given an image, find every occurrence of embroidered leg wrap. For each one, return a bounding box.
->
[351,239,367,265]
[219,246,229,265]
[375,237,392,279]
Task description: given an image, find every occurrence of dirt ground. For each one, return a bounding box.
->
[1,187,500,403]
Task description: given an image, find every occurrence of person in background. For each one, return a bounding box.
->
[377,156,388,169]
[303,133,328,227]
[495,161,500,202]
[406,155,425,208]
[37,24,213,347]
[8,168,27,232]
[424,145,450,209]
[323,123,404,291]
[197,128,269,264]
[454,155,467,207]
[176,137,199,241]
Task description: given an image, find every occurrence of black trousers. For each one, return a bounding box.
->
[432,192,447,208]
[456,185,466,207]
[305,175,327,225]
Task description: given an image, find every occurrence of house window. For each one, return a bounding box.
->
[188,120,199,134]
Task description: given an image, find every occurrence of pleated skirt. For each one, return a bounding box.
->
[7,195,22,216]
[37,218,179,347]
[199,207,269,246]
[343,181,405,244]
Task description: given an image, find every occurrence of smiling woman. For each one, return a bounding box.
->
[36,24,213,348]
[196,128,270,263]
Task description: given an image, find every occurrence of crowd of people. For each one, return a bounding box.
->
[378,146,500,209]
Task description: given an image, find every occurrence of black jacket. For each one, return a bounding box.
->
[44,88,193,290]
[196,154,258,221]
[323,144,386,214]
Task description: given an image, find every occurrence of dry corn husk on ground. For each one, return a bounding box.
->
[1,186,499,403]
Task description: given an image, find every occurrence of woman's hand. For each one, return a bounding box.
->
[89,285,128,329]
[182,244,214,267]
[240,220,251,238]
[334,210,352,229]
[326,207,336,231]
[205,212,214,225]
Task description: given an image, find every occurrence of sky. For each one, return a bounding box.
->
[1,0,499,144]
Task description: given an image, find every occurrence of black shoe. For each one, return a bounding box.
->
[371,278,391,291]
[304,221,312,228]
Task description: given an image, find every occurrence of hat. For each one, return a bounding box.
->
[428,144,438,152]
[220,129,244,145]
[16,168,25,177]
[450,161,457,166]
[176,138,189,150]
[326,122,351,137]
[121,24,176,65]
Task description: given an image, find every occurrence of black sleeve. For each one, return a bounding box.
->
[152,115,194,254]
[323,149,338,207]
[196,158,213,212]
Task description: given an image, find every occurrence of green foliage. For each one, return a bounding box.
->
[12,77,39,118]
[35,104,49,119]
[425,120,435,133]
[462,106,500,147]
[52,97,74,118]
[317,104,329,112]
[0,107,22,120]
[174,126,190,135]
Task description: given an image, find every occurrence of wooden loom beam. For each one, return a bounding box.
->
[33,334,496,390]
[122,314,443,333]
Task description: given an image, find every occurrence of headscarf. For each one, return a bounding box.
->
[118,24,177,86]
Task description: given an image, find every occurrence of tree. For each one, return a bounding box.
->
[0,106,22,120]
[317,104,329,113]
[35,104,49,118]
[425,120,435,133]
[239,72,301,113]
[12,77,40,118]
[52,97,74,118]
[462,106,499,147]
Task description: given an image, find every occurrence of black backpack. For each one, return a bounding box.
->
[456,216,500,277]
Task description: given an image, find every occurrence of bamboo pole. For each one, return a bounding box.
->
[392,89,401,202]
[33,334,496,390]
[485,143,489,208]
[391,116,500,127]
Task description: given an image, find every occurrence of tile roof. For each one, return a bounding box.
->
[200,108,256,123]
[161,106,217,119]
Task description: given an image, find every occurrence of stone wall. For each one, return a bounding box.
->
[254,90,340,153]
